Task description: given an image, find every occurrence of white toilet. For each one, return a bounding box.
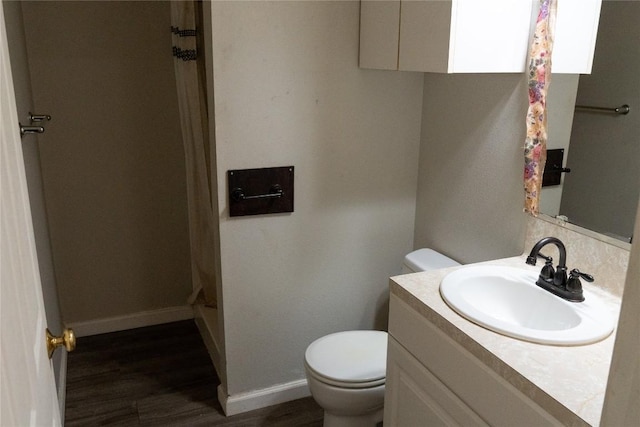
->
[304,248,460,427]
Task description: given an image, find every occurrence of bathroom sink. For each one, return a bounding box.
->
[440,265,614,345]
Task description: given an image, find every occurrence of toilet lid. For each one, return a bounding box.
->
[305,330,387,384]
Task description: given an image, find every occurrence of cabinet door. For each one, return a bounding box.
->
[397,0,452,72]
[359,0,400,70]
[399,0,533,73]
[551,0,602,73]
[361,0,601,74]
[384,337,488,427]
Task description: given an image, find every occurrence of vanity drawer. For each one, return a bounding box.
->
[388,295,565,426]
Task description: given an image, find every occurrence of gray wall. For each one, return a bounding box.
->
[21,1,191,323]
[414,74,528,264]
[559,1,640,241]
[210,1,423,396]
[601,203,640,425]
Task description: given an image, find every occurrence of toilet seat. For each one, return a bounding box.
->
[305,330,387,389]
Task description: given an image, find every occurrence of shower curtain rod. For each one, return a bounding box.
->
[575,104,630,115]
[170,26,196,37]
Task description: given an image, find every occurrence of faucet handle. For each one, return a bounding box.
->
[569,269,594,283]
[537,253,552,263]
[565,269,592,302]
[540,257,555,281]
[527,252,552,265]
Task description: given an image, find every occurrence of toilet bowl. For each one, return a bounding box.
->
[305,331,387,427]
[304,249,460,427]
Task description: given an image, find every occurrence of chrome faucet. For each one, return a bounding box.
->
[526,237,593,302]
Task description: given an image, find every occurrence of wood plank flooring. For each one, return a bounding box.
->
[65,320,323,426]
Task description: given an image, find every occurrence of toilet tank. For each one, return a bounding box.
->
[401,248,460,274]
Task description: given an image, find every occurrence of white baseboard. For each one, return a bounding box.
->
[217,379,311,416]
[193,305,223,376]
[67,305,194,337]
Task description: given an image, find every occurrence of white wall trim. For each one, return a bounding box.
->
[217,379,311,416]
[67,305,194,337]
[193,305,223,377]
[57,351,67,421]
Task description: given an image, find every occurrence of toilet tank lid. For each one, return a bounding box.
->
[404,248,460,272]
[305,330,387,383]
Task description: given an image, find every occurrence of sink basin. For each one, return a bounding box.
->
[440,265,614,345]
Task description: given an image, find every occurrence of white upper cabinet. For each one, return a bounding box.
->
[359,0,602,74]
[400,0,534,73]
[551,0,602,73]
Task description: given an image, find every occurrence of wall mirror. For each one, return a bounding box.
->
[541,0,639,244]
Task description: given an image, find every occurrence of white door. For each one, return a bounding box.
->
[0,6,61,426]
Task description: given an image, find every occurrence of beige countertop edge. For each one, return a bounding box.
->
[389,255,621,427]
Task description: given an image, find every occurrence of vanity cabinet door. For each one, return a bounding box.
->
[384,337,488,427]
[388,295,564,426]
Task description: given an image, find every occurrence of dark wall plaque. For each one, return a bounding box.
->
[228,166,294,217]
[542,149,571,187]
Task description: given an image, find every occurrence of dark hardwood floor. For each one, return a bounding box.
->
[65,320,323,426]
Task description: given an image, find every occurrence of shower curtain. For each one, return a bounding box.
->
[171,1,217,307]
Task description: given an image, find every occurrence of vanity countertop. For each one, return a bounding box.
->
[389,255,621,427]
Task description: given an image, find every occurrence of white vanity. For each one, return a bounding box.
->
[385,256,620,426]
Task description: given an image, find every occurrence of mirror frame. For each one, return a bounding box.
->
[536,213,632,251]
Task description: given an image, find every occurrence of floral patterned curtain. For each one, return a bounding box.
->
[524,0,558,215]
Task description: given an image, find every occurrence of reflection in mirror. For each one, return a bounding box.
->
[542,0,639,243]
